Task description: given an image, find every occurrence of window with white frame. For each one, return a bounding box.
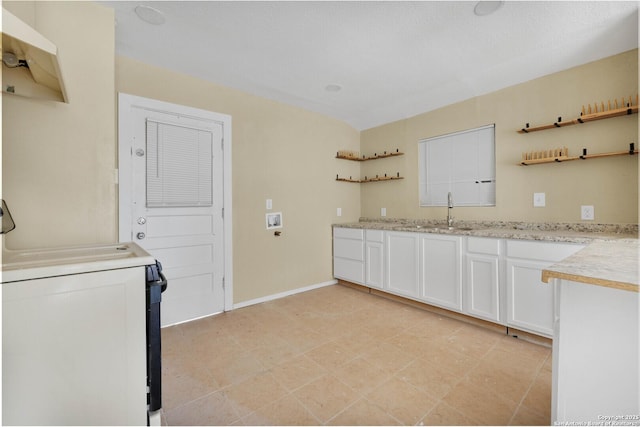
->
[418,124,495,207]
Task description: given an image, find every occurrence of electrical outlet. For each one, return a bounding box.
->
[581,205,594,220]
[533,192,546,207]
[381,207,387,217]
[336,207,342,217]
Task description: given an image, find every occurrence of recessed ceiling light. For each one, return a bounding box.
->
[474,1,503,16]
[325,84,342,92]
[135,5,166,25]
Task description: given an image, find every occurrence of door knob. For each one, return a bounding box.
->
[135,148,145,157]
[136,232,146,240]
[137,217,147,225]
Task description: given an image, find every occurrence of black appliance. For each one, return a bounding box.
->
[0,199,16,234]
[146,261,167,418]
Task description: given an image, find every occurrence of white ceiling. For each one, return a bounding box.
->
[99,1,639,130]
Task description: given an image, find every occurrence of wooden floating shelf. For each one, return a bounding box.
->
[336,151,404,161]
[336,176,405,183]
[518,105,638,134]
[519,149,638,166]
[578,105,639,123]
[336,148,404,182]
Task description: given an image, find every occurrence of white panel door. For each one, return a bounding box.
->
[119,94,227,326]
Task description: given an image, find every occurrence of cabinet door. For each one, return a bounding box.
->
[466,253,500,322]
[365,241,385,289]
[385,232,420,298]
[506,258,554,336]
[506,241,584,337]
[420,234,462,311]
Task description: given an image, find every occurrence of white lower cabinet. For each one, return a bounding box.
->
[333,227,365,284]
[365,229,385,289]
[506,240,584,337]
[385,231,420,299]
[333,226,587,339]
[464,237,502,323]
[420,234,462,311]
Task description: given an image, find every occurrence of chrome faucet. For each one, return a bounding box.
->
[447,192,454,229]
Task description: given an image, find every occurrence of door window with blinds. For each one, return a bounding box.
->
[418,124,495,207]
[146,120,213,207]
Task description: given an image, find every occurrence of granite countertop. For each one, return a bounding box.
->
[333,218,638,244]
[541,239,639,292]
[333,218,638,293]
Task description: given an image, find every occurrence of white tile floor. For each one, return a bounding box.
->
[161,284,552,425]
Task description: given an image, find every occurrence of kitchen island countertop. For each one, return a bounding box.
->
[541,239,639,292]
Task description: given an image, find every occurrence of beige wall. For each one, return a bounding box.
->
[2,1,637,307]
[2,1,360,305]
[115,56,360,304]
[2,1,116,249]
[360,49,639,224]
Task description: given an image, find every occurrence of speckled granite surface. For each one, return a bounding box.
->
[542,239,639,291]
[332,218,638,244]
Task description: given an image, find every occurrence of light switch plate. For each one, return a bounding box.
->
[266,199,272,210]
[533,192,546,207]
[337,207,342,217]
[381,207,387,217]
[581,205,594,220]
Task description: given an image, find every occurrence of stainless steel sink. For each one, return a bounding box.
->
[400,224,480,232]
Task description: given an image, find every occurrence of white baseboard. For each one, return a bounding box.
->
[232,279,337,310]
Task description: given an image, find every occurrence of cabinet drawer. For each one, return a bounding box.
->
[506,240,584,262]
[467,237,500,255]
[333,227,364,240]
[366,229,385,243]
[334,238,364,261]
[334,257,364,283]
